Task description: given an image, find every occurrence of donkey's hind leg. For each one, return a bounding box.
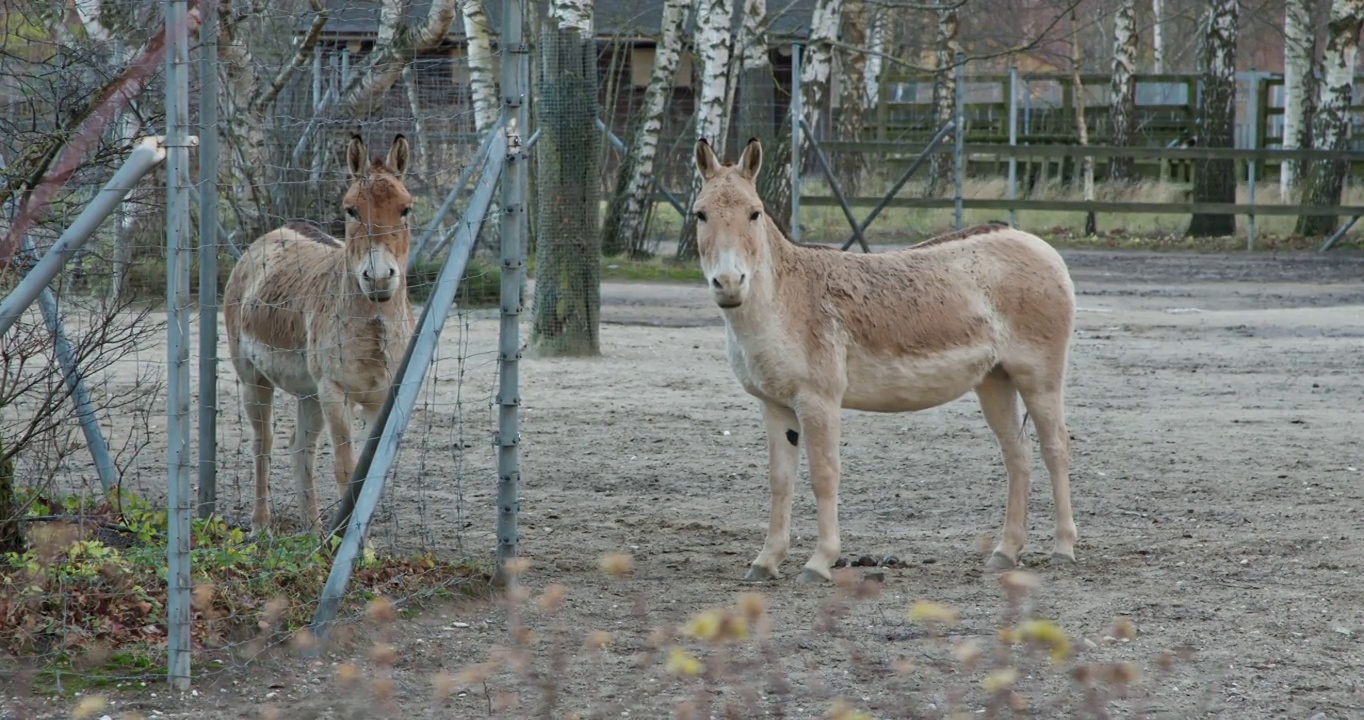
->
[975,368,1033,570]
[1007,365,1077,565]
[240,370,276,535]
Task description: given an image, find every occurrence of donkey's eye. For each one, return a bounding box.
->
[345,207,359,220]
[749,210,761,222]
[695,211,707,223]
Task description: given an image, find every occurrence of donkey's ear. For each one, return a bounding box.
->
[385,134,411,177]
[346,134,368,178]
[695,139,721,181]
[738,137,762,181]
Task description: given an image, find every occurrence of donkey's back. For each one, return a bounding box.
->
[796,224,1074,413]
[224,222,345,398]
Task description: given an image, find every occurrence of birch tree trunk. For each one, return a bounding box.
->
[864,8,885,111]
[928,8,960,194]
[461,0,500,135]
[601,0,689,256]
[1281,0,1316,197]
[338,0,459,118]
[459,0,501,252]
[531,0,602,356]
[834,0,868,196]
[1072,10,1096,236]
[1186,0,1238,238]
[798,0,844,157]
[1107,0,1138,182]
[1152,0,1164,73]
[1295,0,1364,236]
[676,0,736,260]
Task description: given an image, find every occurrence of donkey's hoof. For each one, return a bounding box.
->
[986,551,1018,570]
[743,565,778,582]
[795,568,830,585]
[1051,551,1076,565]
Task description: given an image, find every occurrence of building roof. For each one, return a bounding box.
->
[308,0,816,41]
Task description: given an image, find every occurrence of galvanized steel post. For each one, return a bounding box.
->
[789,43,803,243]
[1007,65,1019,227]
[197,0,220,519]
[494,0,529,587]
[163,0,194,691]
[953,51,966,230]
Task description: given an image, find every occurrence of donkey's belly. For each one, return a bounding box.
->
[842,343,998,413]
[237,334,318,398]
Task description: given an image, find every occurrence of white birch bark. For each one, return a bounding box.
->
[340,0,459,116]
[552,0,593,30]
[1151,0,1164,73]
[1281,0,1315,195]
[608,0,689,255]
[1071,10,1095,235]
[460,0,500,136]
[1186,0,1239,237]
[694,0,735,156]
[835,0,868,194]
[1296,0,1364,234]
[864,7,885,109]
[928,7,959,192]
[1108,0,1138,181]
[799,0,843,149]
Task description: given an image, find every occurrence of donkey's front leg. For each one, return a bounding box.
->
[796,400,842,584]
[744,401,801,582]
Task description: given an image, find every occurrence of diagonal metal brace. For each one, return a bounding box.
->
[800,118,870,253]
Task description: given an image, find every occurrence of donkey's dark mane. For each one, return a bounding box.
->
[908,221,1011,250]
[284,221,344,248]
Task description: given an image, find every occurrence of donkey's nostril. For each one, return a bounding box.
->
[387,267,397,278]
[711,277,722,289]
[739,274,747,284]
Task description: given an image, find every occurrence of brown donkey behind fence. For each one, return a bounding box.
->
[224,134,418,536]
[692,137,1079,583]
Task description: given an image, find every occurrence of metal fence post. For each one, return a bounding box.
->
[311,147,507,639]
[1007,64,1018,227]
[163,0,194,691]
[494,0,529,587]
[197,0,220,519]
[953,51,965,230]
[790,43,803,244]
[1246,71,1259,251]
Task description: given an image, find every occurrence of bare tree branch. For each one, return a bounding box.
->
[252,0,329,115]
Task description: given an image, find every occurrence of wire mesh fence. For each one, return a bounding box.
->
[0,0,511,689]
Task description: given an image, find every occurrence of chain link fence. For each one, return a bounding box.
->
[0,0,506,689]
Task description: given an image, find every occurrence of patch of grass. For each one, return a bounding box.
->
[1,489,488,695]
[55,554,1198,717]
[599,255,704,284]
[407,257,501,307]
[634,177,1364,253]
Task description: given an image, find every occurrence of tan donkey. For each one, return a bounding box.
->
[224,134,418,536]
[692,138,1078,583]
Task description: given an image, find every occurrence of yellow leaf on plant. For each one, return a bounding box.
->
[665,646,703,676]
[685,610,723,642]
[982,667,1019,693]
[1018,619,1072,662]
[907,600,959,625]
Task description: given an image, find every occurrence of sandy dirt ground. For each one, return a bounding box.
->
[6,249,1364,719]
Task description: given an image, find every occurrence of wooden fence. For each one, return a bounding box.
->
[866,71,1364,180]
